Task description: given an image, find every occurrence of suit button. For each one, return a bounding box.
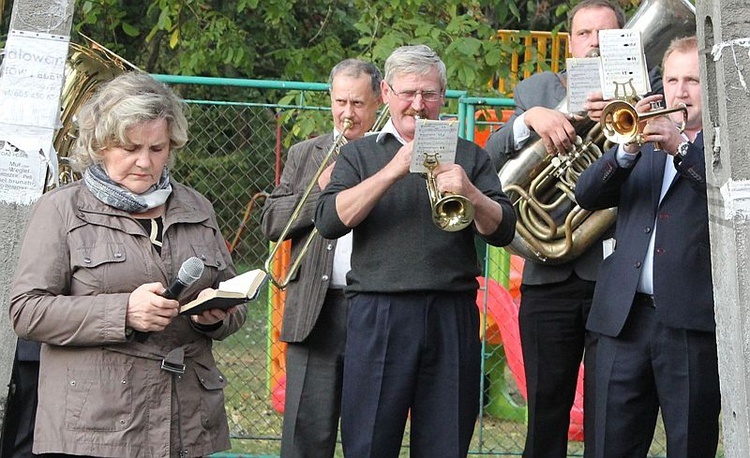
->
[321,275,329,282]
[634,261,642,268]
[326,243,333,251]
[656,248,665,254]
[644,227,651,233]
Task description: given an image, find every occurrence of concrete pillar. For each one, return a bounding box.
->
[697,1,750,456]
[0,0,75,434]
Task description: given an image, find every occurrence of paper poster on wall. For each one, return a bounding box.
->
[0,140,47,205]
[0,31,69,129]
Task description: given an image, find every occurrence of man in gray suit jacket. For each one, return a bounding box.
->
[484,1,626,456]
[260,59,382,458]
[575,36,720,458]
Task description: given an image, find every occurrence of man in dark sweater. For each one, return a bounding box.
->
[315,44,516,458]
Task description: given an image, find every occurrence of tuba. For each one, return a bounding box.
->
[49,35,136,189]
[497,0,696,264]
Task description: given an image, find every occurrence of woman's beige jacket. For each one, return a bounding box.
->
[10,180,247,457]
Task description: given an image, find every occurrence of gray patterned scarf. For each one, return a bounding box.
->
[83,164,172,213]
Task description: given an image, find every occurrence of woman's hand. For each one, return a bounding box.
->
[190,288,239,326]
[126,282,179,332]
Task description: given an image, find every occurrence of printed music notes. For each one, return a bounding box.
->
[410,118,459,173]
[598,29,650,99]
[567,57,602,114]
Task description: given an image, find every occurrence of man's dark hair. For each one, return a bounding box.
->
[567,0,626,30]
[328,59,382,97]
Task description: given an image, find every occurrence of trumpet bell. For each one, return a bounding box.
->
[601,99,689,146]
[433,194,475,232]
[601,100,640,145]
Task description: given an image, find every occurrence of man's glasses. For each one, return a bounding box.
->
[387,83,442,102]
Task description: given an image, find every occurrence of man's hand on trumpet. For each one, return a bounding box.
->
[583,91,609,122]
[621,94,683,155]
[432,162,470,197]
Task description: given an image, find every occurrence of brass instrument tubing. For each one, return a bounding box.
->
[263,118,353,289]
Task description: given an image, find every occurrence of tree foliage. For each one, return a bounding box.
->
[0,0,647,92]
[0,0,642,143]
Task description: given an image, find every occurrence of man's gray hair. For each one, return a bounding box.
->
[383,45,447,91]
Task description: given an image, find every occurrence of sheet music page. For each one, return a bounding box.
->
[598,29,650,99]
[410,118,459,173]
[566,57,602,114]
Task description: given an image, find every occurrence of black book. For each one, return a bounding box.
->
[179,268,267,315]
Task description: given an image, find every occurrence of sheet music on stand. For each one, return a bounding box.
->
[409,118,459,173]
[598,29,651,100]
[566,57,603,114]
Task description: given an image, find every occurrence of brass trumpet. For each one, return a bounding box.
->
[601,100,688,146]
[263,118,353,289]
[423,153,475,232]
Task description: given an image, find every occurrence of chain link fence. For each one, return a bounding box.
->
[160,77,679,457]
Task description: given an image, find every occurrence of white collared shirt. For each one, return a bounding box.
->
[329,127,352,288]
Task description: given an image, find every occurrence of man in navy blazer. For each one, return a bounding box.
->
[484,2,631,456]
[575,36,720,457]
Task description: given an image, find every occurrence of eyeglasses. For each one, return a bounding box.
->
[387,83,443,103]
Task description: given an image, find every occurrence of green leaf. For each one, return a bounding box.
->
[169,28,180,49]
[456,37,482,56]
[121,22,139,37]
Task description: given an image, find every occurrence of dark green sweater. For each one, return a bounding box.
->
[315,134,516,294]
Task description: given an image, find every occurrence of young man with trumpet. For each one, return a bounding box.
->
[484,1,631,456]
[315,44,516,457]
[260,58,382,458]
[576,36,720,457]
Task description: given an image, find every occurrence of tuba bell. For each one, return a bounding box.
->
[497,0,696,264]
[50,35,136,189]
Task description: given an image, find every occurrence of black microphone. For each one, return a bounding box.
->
[134,257,205,342]
[163,256,205,299]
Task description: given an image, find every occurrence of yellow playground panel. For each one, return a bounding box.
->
[494,30,570,96]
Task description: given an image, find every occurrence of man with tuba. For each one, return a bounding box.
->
[484,1,636,456]
[315,44,516,457]
[260,59,382,458]
[575,36,720,458]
